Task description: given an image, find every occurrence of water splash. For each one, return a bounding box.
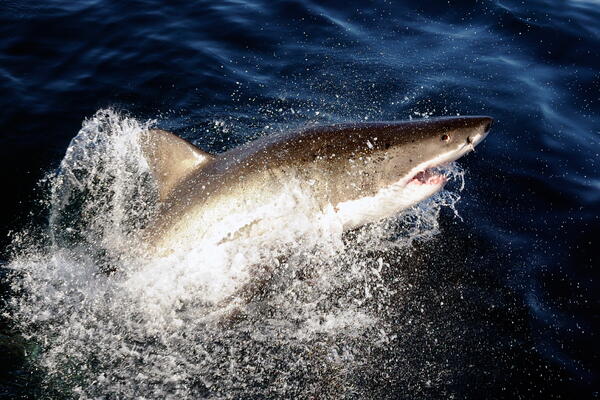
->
[7,109,466,399]
[48,109,158,259]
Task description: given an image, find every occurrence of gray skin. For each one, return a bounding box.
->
[140,116,492,255]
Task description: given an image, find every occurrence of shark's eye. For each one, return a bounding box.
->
[441,134,450,142]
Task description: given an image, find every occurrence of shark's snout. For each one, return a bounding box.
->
[466,116,493,147]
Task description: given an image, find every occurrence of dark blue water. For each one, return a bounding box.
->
[1,0,598,398]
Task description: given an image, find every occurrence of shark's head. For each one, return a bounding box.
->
[310,116,493,228]
[377,115,492,186]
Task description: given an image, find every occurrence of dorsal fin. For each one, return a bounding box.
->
[140,129,214,201]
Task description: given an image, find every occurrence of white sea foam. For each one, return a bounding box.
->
[7,109,466,399]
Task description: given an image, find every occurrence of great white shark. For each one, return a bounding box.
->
[139,116,492,256]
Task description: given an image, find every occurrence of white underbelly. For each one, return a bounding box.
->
[335,179,444,230]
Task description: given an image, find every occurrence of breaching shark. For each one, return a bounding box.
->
[139,116,492,256]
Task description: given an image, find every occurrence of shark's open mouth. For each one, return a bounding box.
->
[408,167,448,186]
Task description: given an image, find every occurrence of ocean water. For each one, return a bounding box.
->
[0,1,598,399]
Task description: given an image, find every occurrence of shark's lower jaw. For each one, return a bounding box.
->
[335,169,449,231]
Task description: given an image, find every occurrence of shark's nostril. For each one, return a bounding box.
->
[466,136,473,144]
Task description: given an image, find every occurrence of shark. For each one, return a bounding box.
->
[139,116,492,256]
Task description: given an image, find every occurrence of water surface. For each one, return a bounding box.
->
[0,1,598,398]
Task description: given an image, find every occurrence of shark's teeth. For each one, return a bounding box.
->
[410,169,447,186]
